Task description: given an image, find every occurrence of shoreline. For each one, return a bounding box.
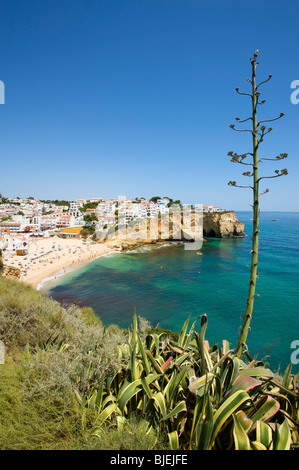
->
[35,240,180,290]
[5,236,116,290]
[26,245,114,289]
[35,249,119,291]
[5,235,177,291]
[34,240,177,290]
[4,235,240,291]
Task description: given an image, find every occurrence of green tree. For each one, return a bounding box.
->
[79,203,98,212]
[83,214,98,222]
[167,199,181,208]
[228,50,288,358]
[150,196,161,203]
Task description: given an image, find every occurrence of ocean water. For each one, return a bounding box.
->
[45,212,299,373]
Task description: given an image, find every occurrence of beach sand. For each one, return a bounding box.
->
[5,236,114,289]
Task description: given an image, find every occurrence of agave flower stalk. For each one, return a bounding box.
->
[228,50,288,358]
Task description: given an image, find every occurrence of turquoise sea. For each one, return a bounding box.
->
[45,212,299,373]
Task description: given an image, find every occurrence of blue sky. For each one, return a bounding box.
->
[0,0,298,210]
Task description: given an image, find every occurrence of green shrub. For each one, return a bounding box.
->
[80,306,102,326]
[83,419,166,450]
[1,277,297,450]
[84,313,299,450]
[0,355,82,450]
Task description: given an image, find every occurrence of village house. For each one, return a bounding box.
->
[202,205,221,213]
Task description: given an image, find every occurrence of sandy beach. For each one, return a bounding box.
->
[5,236,114,289]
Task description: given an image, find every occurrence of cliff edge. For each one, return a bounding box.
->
[0,250,21,280]
[203,211,245,238]
[100,210,245,249]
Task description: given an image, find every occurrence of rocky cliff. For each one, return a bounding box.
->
[203,211,245,238]
[1,265,21,280]
[98,210,244,249]
[0,251,21,280]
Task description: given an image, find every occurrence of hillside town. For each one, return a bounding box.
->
[0,195,222,260]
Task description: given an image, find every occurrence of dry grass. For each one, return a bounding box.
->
[0,276,166,450]
[60,226,84,233]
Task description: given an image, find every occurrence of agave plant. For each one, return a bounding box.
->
[228,50,288,358]
[76,313,298,450]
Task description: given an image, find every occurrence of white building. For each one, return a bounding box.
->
[157,198,170,205]
[70,201,84,211]
[0,232,29,258]
[89,197,105,204]
[117,201,166,222]
[0,221,22,232]
[35,213,76,231]
[96,202,117,216]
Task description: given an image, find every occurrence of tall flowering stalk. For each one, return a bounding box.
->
[228,50,288,358]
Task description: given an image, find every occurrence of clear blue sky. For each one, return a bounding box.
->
[0,0,298,210]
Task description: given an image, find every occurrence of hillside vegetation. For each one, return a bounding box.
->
[0,276,298,450]
[0,276,164,450]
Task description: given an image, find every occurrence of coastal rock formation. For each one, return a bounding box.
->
[99,210,244,248]
[1,248,21,280]
[203,211,245,238]
[1,264,21,280]
[105,239,170,252]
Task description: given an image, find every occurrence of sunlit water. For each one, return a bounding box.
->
[45,212,299,373]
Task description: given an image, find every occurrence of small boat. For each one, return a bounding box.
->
[272,218,276,221]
